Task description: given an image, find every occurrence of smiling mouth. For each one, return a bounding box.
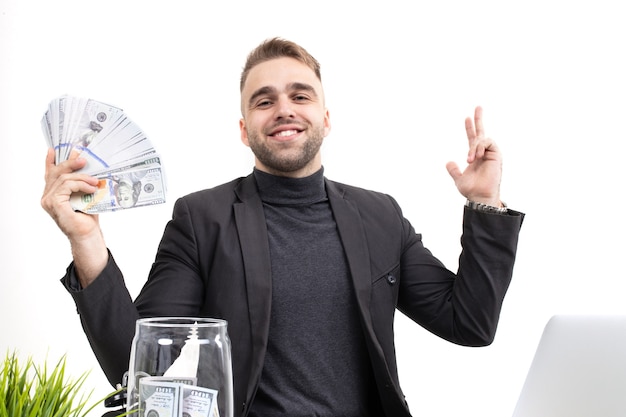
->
[272,129,300,138]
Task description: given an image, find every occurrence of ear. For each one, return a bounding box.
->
[239,118,250,147]
[323,108,332,137]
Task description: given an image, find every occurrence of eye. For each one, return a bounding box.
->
[293,94,310,102]
[255,99,273,108]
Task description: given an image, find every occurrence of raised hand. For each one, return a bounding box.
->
[445,106,503,207]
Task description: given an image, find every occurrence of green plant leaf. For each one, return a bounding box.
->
[1,350,121,417]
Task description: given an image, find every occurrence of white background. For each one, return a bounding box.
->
[1,1,625,416]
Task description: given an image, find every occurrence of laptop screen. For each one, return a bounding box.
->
[512,315,626,417]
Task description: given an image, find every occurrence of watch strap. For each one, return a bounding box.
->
[465,199,508,214]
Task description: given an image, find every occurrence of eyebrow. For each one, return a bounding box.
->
[288,82,318,97]
[248,86,275,107]
[247,82,319,108]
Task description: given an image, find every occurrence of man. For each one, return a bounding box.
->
[41,37,524,417]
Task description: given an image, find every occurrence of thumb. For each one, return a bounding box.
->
[446,161,462,181]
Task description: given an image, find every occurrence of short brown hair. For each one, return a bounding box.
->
[240,37,321,92]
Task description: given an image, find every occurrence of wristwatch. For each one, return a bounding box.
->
[465,199,508,214]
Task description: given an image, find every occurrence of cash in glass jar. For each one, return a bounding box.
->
[127,317,233,417]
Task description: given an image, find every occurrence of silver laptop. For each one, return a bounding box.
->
[512,314,626,417]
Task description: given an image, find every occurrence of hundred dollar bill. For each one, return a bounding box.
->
[79,148,159,177]
[41,95,167,214]
[66,97,125,162]
[69,164,166,213]
[71,121,154,173]
[139,375,198,386]
[41,108,53,149]
[42,95,125,164]
[82,116,152,166]
[139,379,180,417]
[181,385,220,417]
[88,155,162,176]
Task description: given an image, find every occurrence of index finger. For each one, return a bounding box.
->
[45,147,88,179]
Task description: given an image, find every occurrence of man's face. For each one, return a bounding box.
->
[240,57,331,177]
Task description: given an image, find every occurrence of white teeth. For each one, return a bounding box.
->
[274,130,298,137]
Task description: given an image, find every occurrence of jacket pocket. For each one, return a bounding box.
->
[371,263,401,315]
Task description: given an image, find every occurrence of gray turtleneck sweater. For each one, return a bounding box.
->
[249,168,383,417]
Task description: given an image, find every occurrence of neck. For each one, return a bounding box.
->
[254,155,322,178]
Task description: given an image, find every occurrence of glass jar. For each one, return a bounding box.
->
[127,317,233,417]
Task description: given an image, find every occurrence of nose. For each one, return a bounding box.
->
[274,95,296,119]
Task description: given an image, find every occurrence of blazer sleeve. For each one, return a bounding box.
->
[61,253,139,387]
[60,197,207,387]
[397,206,524,346]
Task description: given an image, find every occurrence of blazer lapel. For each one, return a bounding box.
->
[233,174,272,402]
[326,180,409,415]
[325,180,373,320]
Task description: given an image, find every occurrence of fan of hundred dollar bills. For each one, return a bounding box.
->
[41,95,167,213]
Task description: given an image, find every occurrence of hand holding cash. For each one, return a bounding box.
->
[41,95,167,213]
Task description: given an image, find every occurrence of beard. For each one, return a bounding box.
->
[247,122,326,174]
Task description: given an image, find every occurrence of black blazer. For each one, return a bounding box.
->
[65,173,524,417]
